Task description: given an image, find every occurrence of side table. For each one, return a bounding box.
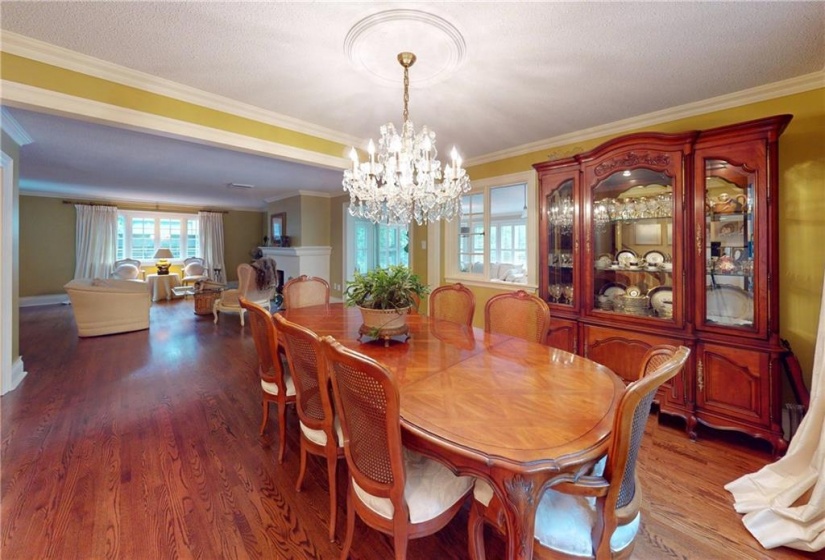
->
[146,273,181,302]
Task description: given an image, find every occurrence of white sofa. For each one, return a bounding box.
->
[64,278,151,337]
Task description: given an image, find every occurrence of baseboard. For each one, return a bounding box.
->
[2,356,26,396]
[20,294,70,307]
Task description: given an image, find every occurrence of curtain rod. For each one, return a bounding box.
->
[62,200,229,214]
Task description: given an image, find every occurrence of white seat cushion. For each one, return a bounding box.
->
[261,371,296,397]
[353,449,473,523]
[533,487,640,557]
[300,416,343,447]
[473,455,637,559]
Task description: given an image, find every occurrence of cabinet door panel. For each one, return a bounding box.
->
[546,317,577,354]
[583,325,686,389]
[697,344,768,426]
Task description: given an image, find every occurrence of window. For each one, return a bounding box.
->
[446,171,536,287]
[345,212,410,281]
[116,210,199,262]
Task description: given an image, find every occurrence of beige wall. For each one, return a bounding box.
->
[2,130,21,362]
[18,196,263,290]
[300,196,330,247]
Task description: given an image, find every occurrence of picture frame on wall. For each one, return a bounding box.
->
[270,213,287,246]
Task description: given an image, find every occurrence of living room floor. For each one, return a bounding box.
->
[1,299,816,559]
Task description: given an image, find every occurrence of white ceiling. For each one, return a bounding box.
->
[2,1,823,211]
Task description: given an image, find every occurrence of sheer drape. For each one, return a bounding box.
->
[198,211,225,280]
[74,204,118,279]
[726,269,825,552]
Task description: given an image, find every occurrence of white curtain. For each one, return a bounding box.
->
[198,211,225,281]
[726,270,825,552]
[73,204,118,279]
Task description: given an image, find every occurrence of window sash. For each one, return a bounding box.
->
[118,210,199,262]
[446,171,537,287]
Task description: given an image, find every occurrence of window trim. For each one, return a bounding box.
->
[445,170,538,290]
[117,209,199,264]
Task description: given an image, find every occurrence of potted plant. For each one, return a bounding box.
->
[344,265,429,337]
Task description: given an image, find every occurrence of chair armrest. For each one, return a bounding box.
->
[552,476,610,498]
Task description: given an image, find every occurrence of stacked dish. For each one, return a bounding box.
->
[621,294,650,316]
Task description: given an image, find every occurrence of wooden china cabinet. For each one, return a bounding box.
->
[535,115,793,454]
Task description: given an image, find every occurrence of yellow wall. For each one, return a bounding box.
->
[18,196,263,291]
[467,88,825,385]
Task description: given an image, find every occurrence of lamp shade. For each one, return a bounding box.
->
[153,248,174,260]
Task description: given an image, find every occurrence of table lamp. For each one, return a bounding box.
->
[153,248,174,275]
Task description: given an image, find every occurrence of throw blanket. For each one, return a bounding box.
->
[251,257,278,291]
[726,267,825,552]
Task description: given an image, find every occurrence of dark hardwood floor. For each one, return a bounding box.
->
[2,299,815,559]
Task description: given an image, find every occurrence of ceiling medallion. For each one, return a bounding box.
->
[344,9,467,87]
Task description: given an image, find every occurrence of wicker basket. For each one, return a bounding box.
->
[193,290,221,315]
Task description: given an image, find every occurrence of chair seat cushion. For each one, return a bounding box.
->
[353,449,473,524]
[534,488,640,557]
[299,417,343,447]
[261,372,296,397]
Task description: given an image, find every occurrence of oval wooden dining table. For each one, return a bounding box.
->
[281,303,624,560]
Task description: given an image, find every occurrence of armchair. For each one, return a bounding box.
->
[213,263,276,326]
[181,257,209,287]
[111,258,144,281]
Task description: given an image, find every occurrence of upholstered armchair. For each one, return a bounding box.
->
[64,278,151,337]
[181,257,209,287]
[213,263,276,326]
[110,258,144,281]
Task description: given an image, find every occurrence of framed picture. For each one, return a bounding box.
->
[270,212,286,241]
[634,222,661,245]
[710,215,745,247]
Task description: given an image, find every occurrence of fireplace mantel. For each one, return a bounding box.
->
[259,246,331,283]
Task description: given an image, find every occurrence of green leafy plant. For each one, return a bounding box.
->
[344,265,430,311]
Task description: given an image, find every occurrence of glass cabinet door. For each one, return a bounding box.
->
[702,159,755,329]
[591,168,675,320]
[545,179,575,307]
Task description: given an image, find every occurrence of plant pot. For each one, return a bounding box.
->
[358,306,410,333]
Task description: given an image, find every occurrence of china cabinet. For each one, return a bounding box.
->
[535,115,793,454]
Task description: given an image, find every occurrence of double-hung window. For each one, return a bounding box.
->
[446,171,536,288]
[116,210,200,263]
[345,212,410,281]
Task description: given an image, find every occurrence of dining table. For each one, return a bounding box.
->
[281,303,624,560]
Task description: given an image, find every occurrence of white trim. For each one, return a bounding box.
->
[260,246,332,258]
[1,81,350,171]
[10,357,26,393]
[444,170,537,289]
[0,108,34,146]
[1,151,16,395]
[20,294,70,307]
[1,31,361,149]
[467,70,825,166]
[427,222,440,290]
[265,189,339,203]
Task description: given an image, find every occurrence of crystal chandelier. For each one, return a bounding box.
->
[343,52,471,225]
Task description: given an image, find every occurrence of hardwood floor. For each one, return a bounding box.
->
[2,300,816,559]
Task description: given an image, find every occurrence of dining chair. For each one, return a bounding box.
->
[468,345,691,560]
[272,313,343,542]
[239,297,296,463]
[282,275,330,309]
[484,289,551,343]
[214,263,276,326]
[180,256,209,287]
[429,283,475,326]
[321,336,474,560]
[111,258,144,281]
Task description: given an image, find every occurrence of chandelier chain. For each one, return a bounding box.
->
[403,64,410,124]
